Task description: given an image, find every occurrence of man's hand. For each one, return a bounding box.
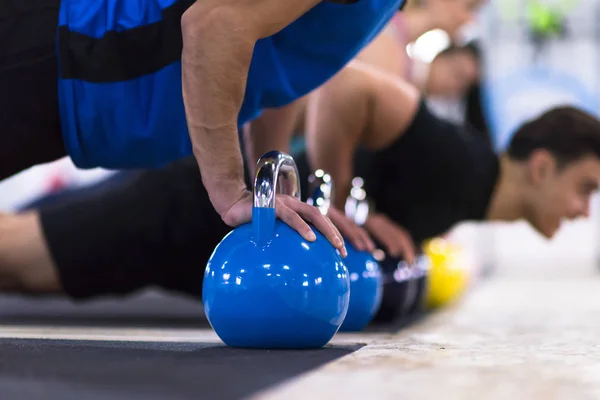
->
[364,212,416,264]
[179,0,326,241]
[326,207,375,252]
[221,192,348,257]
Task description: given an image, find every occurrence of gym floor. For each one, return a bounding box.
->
[0,259,598,400]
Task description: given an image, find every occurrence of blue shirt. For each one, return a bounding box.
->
[57,0,403,169]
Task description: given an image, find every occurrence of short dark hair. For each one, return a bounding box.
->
[507,106,600,167]
[435,41,481,62]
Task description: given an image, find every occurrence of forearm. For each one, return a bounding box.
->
[305,66,369,209]
[181,0,320,216]
[181,10,251,215]
[306,118,352,211]
[243,100,304,179]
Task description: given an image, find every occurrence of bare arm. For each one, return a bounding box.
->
[305,65,372,210]
[181,0,320,222]
[242,100,305,179]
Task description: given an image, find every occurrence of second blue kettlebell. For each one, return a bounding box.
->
[308,172,383,332]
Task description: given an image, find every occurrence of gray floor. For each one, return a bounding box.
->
[256,260,600,400]
[4,259,595,399]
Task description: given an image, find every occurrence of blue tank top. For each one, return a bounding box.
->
[57,0,403,169]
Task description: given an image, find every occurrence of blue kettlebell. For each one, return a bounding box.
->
[203,151,350,349]
[308,172,383,332]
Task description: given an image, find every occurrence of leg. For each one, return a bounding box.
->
[305,60,420,208]
[0,0,66,180]
[0,157,231,299]
[0,212,61,294]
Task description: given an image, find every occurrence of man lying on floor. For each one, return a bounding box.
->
[2,59,600,299]
[4,0,423,265]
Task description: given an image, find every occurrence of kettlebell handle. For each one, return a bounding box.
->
[307,169,333,216]
[345,177,370,226]
[251,151,301,246]
[254,151,301,208]
[308,172,370,226]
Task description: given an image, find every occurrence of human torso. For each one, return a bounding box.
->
[56,0,403,170]
[363,102,499,245]
[293,102,498,247]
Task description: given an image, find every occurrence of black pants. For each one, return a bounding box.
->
[0,0,65,180]
[40,158,231,300]
[36,150,365,300]
[36,102,494,301]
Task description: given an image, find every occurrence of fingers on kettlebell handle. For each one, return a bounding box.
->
[325,215,348,258]
[347,224,368,252]
[300,203,347,257]
[383,236,405,260]
[330,208,372,253]
[386,242,402,259]
[359,226,375,253]
[405,242,417,265]
[347,232,365,252]
[332,214,362,252]
[400,230,417,265]
[278,203,317,242]
[310,208,347,257]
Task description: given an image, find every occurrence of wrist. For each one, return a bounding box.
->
[202,176,249,217]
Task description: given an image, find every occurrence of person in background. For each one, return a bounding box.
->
[356,0,484,82]
[2,0,414,260]
[290,0,484,136]
[0,1,502,298]
[425,41,492,146]
[2,64,600,300]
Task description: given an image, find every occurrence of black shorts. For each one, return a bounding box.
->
[38,148,367,301]
[0,0,66,180]
[40,158,232,300]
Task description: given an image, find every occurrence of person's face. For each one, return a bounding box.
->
[524,151,600,238]
[426,0,484,37]
[427,50,479,97]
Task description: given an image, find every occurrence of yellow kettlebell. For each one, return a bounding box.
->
[423,237,469,309]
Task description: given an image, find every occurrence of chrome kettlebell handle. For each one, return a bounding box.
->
[307,169,333,216]
[254,151,301,209]
[345,177,370,226]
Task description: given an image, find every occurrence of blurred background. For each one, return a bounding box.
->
[1,0,599,273]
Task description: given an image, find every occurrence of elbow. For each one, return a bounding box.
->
[181,4,258,42]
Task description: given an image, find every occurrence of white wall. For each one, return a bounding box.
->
[455,0,600,272]
[448,193,600,277]
[0,158,114,212]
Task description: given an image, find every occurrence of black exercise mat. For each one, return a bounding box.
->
[0,338,362,400]
[0,290,209,328]
[0,291,424,332]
